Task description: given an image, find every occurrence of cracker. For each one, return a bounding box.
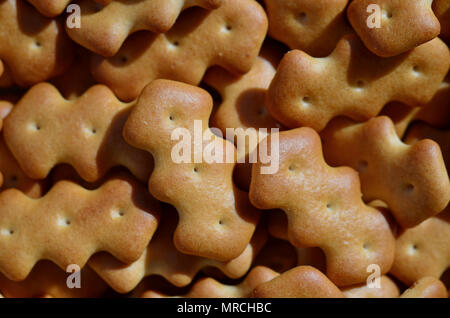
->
[0,261,108,298]
[249,127,395,286]
[321,116,450,228]
[204,42,283,157]
[342,276,400,298]
[263,0,352,56]
[141,266,279,298]
[203,42,283,191]
[267,34,450,131]
[26,0,71,17]
[3,83,153,182]
[390,209,450,285]
[67,0,222,57]
[0,173,160,281]
[123,79,260,261]
[251,266,344,298]
[400,277,448,298]
[0,0,74,86]
[380,73,450,138]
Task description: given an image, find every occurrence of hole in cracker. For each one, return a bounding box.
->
[193,166,199,173]
[34,41,42,48]
[91,128,97,134]
[31,123,41,131]
[219,220,224,225]
[383,11,393,19]
[223,24,232,32]
[297,12,307,23]
[326,203,333,210]
[172,41,180,47]
[1,229,14,236]
[357,160,368,172]
[111,209,125,219]
[169,115,175,121]
[403,183,415,193]
[363,243,370,250]
[301,96,311,107]
[412,65,422,76]
[288,164,296,171]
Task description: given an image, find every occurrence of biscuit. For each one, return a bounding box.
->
[321,116,450,228]
[123,80,260,261]
[91,0,268,101]
[400,277,448,298]
[3,83,153,182]
[380,73,450,138]
[0,0,74,86]
[0,174,160,281]
[434,0,450,44]
[390,210,449,285]
[252,266,344,298]
[0,261,108,298]
[249,128,395,286]
[141,266,279,298]
[88,206,267,293]
[263,0,352,57]
[348,0,441,57]
[342,275,400,298]
[267,35,450,131]
[67,0,222,57]
[26,0,71,17]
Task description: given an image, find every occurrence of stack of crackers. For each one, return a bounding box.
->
[0,0,449,298]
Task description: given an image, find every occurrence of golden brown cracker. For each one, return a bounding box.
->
[321,116,450,228]
[267,35,449,131]
[91,0,268,101]
[263,0,352,56]
[250,127,395,286]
